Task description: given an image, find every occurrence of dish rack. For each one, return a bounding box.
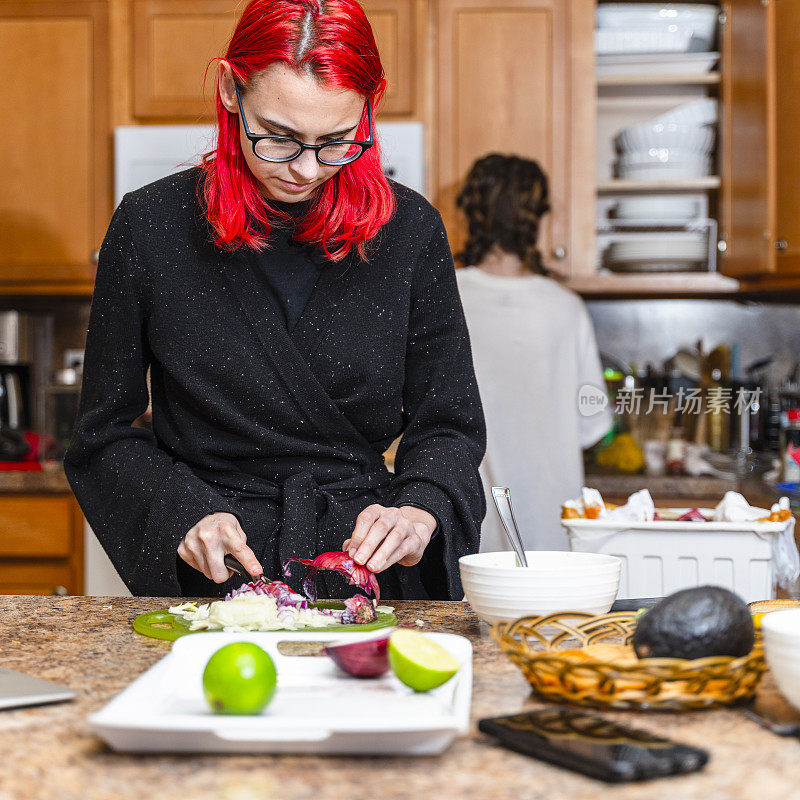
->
[597,217,718,273]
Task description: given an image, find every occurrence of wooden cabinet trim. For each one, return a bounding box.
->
[362,0,416,116]
[133,0,238,120]
[0,0,110,284]
[0,495,73,557]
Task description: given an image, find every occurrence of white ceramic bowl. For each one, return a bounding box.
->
[595,27,692,55]
[761,609,800,711]
[618,157,711,180]
[654,98,718,127]
[459,551,622,626]
[619,147,711,166]
[614,195,699,220]
[617,122,715,155]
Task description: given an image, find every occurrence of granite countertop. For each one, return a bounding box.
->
[0,464,71,493]
[1,597,800,800]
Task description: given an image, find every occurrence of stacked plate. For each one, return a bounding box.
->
[604,235,707,272]
[596,51,719,77]
[614,195,699,220]
[616,99,717,180]
[458,551,621,626]
[595,3,719,54]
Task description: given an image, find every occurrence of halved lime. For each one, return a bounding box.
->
[202,642,277,715]
[388,629,460,692]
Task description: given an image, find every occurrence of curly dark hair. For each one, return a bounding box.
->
[455,154,551,274]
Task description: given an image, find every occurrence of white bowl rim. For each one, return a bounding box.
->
[459,551,622,570]
[761,608,800,637]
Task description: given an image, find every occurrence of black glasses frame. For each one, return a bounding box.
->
[233,80,373,165]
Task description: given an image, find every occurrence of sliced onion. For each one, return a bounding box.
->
[323,629,395,678]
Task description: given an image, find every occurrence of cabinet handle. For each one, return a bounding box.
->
[776,239,789,251]
[552,246,567,260]
[52,586,68,596]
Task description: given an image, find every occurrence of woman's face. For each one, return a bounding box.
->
[219,61,366,203]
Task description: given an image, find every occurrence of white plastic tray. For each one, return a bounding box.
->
[564,509,787,601]
[89,630,472,755]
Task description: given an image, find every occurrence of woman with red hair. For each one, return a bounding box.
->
[65,0,486,600]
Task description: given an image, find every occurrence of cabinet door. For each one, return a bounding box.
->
[721,0,800,278]
[361,0,416,116]
[719,0,772,277]
[435,0,594,277]
[772,0,800,274]
[133,0,419,120]
[0,1,109,291]
[133,0,239,120]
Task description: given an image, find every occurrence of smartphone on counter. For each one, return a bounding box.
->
[478,707,709,783]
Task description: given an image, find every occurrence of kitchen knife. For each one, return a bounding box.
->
[223,553,265,583]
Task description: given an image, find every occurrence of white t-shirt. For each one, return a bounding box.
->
[456,266,612,553]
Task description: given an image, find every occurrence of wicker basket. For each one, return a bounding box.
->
[491,611,767,711]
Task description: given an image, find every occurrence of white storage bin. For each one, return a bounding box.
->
[563,511,788,602]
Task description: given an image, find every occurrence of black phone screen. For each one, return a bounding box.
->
[478,707,709,783]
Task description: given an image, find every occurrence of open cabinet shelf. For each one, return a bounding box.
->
[597,177,722,193]
[597,72,721,87]
[567,271,738,295]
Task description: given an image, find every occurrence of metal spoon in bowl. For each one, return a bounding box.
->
[491,486,528,568]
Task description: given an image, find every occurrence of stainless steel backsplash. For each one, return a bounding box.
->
[586,300,800,383]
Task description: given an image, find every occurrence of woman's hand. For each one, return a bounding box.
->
[177,512,263,583]
[342,504,437,573]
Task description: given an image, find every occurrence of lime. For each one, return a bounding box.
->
[202,642,277,715]
[388,629,460,692]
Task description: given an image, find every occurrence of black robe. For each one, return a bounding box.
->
[64,168,486,599]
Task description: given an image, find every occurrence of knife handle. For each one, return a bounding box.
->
[223,553,251,579]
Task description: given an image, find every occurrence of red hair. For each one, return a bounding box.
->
[200,0,395,261]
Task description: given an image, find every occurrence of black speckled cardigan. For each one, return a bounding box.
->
[64,168,486,600]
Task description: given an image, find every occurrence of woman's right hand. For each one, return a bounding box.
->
[177,512,263,583]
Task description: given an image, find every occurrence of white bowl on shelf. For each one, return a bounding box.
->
[595,27,693,55]
[654,98,718,126]
[761,609,800,712]
[459,551,621,626]
[614,196,700,220]
[617,122,715,155]
[618,155,712,180]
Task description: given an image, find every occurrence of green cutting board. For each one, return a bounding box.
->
[133,601,398,642]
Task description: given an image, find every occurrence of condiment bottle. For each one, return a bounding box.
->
[780,409,800,484]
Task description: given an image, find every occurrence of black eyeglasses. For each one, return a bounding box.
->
[233,80,373,166]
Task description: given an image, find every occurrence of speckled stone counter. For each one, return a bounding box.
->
[1,597,800,800]
[0,465,70,493]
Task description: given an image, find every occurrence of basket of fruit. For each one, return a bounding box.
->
[491,587,767,710]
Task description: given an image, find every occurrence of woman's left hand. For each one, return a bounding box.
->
[342,505,437,573]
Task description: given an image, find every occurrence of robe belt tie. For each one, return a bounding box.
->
[190,467,393,567]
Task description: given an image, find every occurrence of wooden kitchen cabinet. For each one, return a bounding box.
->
[0,494,84,595]
[0,1,110,295]
[719,0,800,282]
[434,0,595,276]
[132,0,422,121]
[132,0,238,120]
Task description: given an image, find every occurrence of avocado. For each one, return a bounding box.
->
[631,586,755,660]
